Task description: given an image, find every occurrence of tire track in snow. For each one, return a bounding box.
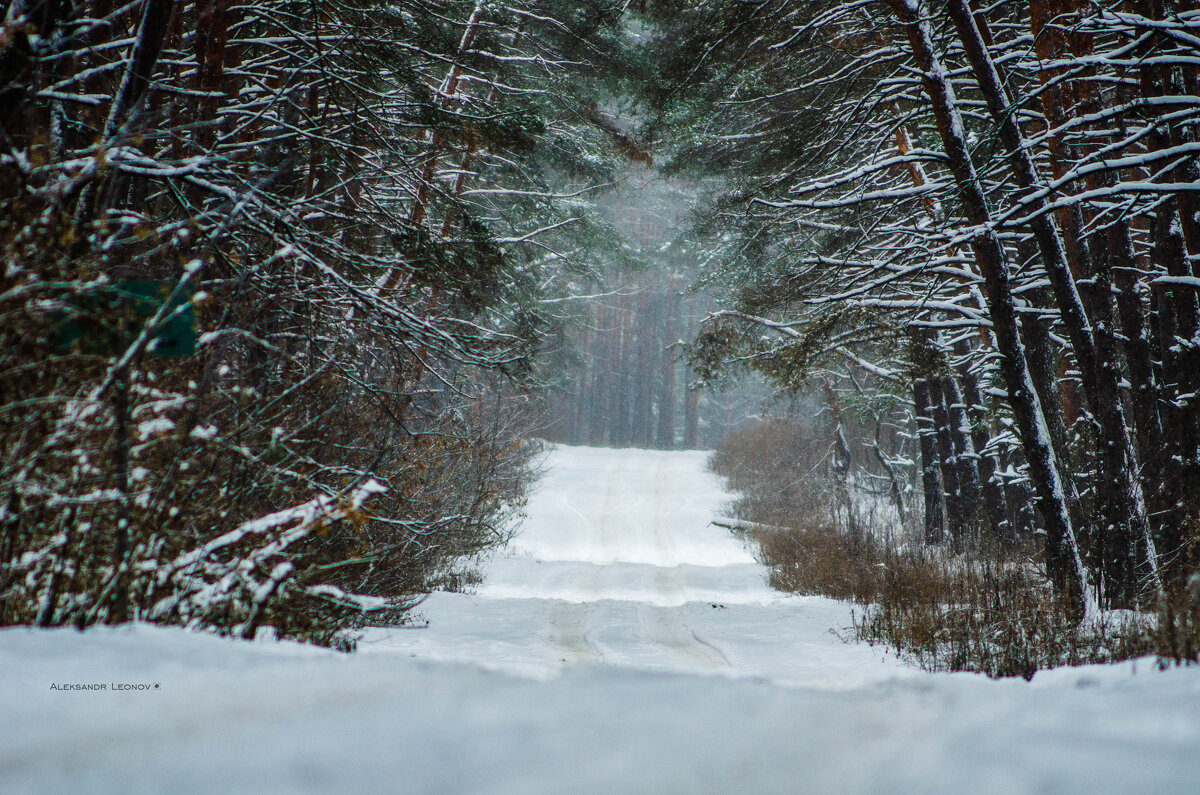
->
[412,446,762,677]
[649,452,679,568]
[633,603,729,671]
[541,600,603,667]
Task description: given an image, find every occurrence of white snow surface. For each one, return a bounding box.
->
[4,444,1199,793]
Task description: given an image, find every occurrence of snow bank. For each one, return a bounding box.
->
[2,624,1198,793]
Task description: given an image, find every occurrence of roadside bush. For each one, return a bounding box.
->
[711,418,1197,678]
[1155,572,1200,668]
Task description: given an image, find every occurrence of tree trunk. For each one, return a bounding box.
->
[577,322,593,446]
[874,422,908,531]
[946,0,1159,604]
[683,382,700,449]
[656,290,677,449]
[888,0,1095,616]
[953,353,1013,547]
[614,295,634,446]
[824,381,862,546]
[913,380,945,546]
[634,290,656,446]
[929,377,965,549]
[943,375,985,550]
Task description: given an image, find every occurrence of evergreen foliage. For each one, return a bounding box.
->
[641,0,1200,617]
[0,0,628,644]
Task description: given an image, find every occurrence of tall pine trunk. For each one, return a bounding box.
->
[913,380,945,546]
[888,0,1095,617]
[945,0,1160,604]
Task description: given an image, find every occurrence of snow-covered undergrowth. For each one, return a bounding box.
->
[710,420,1200,677]
[4,444,1199,792]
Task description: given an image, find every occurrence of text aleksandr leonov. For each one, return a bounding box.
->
[49,683,158,691]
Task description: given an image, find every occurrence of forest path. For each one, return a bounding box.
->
[4,445,1198,793]
[360,444,907,685]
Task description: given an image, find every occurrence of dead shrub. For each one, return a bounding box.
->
[853,558,1156,679]
[752,522,882,603]
[710,417,1194,678]
[1155,572,1200,668]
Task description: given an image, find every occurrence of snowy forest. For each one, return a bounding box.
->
[3,0,1199,660]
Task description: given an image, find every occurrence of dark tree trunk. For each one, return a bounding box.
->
[1150,200,1194,555]
[930,377,965,549]
[943,375,985,550]
[947,0,1158,605]
[913,380,945,546]
[888,0,1093,614]
[953,356,1013,547]
[1112,228,1163,487]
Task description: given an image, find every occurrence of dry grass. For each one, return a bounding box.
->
[752,520,1167,679]
[1155,573,1200,669]
[713,418,1199,678]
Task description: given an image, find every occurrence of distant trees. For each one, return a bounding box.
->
[535,171,768,451]
[0,1,628,643]
[645,0,1200,615]
[544,270,696,450]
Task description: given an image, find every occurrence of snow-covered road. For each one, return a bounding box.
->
[359,445,910,686]
[3,444,1199,793]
